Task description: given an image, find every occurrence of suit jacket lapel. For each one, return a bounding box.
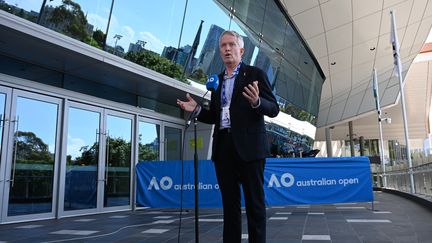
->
[231,63,246,104]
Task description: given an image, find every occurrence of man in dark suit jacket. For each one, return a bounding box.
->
[177,30,279,243]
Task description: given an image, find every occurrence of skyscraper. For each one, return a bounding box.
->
[241,36,255,65]
[129,40,146,53]
[254,50,274,82]
[161,45,191,67]
[197,24,225,76]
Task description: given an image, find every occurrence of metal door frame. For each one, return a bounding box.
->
[2,89,62,223]
[0,86,12,223]
[58,101,104,217]
[101,109,135,212]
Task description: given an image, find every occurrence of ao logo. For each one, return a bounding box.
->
[268,172,294,188]
[148,176,173,190]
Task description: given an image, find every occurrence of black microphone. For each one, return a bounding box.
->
[186,75,219,128]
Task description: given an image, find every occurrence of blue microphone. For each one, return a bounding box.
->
[206,74,219,91]
[186,75,218,128]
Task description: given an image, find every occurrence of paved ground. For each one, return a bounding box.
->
[1,191,432,242]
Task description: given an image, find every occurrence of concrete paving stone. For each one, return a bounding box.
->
[0,192,431,242]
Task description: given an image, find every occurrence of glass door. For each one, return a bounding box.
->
[103,111,133,209]
[136,119,161,208]
[59,103,133,216]
[2,90,61,223]
[164,124,183,161]
[0,86,11,223]
[61,103,102,214]
[138,119,161,162]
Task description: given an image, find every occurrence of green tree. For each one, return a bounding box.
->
[48,0,89,41]
[18,8,24,17]
[73,143,98,166]
[15,131,52,163]
[189,68,207,84]
[92,29,106,47]
[125,50,188,83]
[107,137,131,167]
[0,3,12,13]
[73,137,131,167]
[12,131,54,201]
[138,143,158,161]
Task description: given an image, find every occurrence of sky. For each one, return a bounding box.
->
[7,0,244,55]
[9,0,432,48]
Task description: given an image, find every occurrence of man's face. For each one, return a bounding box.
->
[219,34,244,67]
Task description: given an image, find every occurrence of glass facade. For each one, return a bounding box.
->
[388,140,408,165]
[0,0,324,156]
[0,0,327,222]
[343,138,381,157]
[266,122,314,158]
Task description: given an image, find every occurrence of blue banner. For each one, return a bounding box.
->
[264,157,374,205]
[136,157,373,208]
[136,160,222,208]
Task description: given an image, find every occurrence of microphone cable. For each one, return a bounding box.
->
[177,90,209,243]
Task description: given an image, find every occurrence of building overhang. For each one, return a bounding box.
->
[0,11,206,111]
[279,0,432,128]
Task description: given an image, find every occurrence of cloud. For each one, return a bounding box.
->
[86,13,108,31]
[117,25,135,49]
[84,13,165,54]
[138,31,166,55]
[67,136,86,160]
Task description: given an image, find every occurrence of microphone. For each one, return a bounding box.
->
[206,74,219,92]
[186,75,219,128]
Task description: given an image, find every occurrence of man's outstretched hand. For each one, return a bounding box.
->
[177,93,198,112]
[243,81,259,106]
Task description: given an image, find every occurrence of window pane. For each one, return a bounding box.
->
[64,107,100,211]
[138,122,160,161]
[165,126,182,161]
[8,97,58,216]
[104,114,132,207]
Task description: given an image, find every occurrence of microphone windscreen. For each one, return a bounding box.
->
[206,74,219,91]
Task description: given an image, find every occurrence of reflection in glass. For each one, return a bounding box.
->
[2,1,324,117]
[266,122,314,158]
[165,127,182,161]
[2,0,326,161]
[8,97,58,216]
[104,115,131,207]
[64,107,100,211]
[138,122,160,162]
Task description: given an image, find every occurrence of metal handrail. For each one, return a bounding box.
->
[9,116,19,187]
[376,159,432,196]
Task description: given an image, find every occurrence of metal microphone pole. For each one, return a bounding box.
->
[193,116,199,243]
[186,75,218,242]
[185,92,208,243]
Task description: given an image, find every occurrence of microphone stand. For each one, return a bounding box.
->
[193,116,199,243]
[185,91,208,243]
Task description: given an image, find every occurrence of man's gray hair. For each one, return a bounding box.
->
[219,30,244,48]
